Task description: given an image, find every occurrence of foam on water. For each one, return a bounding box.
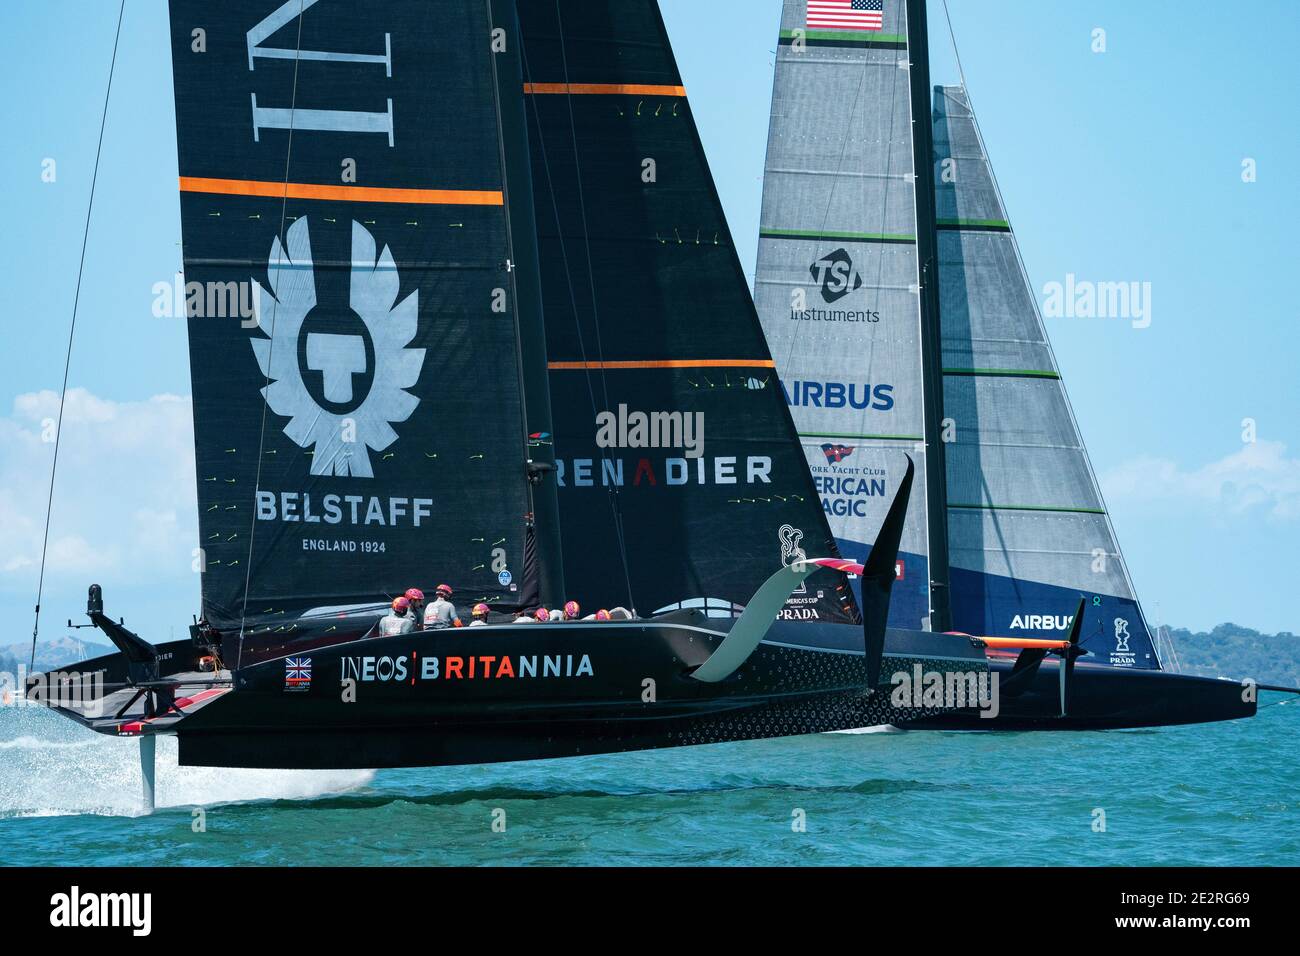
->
[0,707,372,818]
[828,724,904,735]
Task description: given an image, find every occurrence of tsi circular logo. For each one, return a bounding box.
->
[498,569,513,587]
[250,218,426,479]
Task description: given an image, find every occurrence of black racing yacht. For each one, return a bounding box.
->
[751,0,1266,730]
[26,0,990,801]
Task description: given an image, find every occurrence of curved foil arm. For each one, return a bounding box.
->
[690,558,859,684]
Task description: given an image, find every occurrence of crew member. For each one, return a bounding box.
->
[379,596,415,637]
[404,588,425,621]
[534,607,551,623]
[470,603,490,627]
[425,584,458,629]
[562,600,581,621]
[594,609,612,622]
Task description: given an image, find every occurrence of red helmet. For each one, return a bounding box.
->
[563,600,580,619]
[392,596,410,614]
[472,603,490,618]
[534,607,550,622]
[405,588,425,603]
[435,584,453,596]
[595,609,611,621]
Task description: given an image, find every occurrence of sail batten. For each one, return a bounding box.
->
[178,176,505,205]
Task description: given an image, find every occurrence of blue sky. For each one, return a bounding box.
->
[1,0,1297,643]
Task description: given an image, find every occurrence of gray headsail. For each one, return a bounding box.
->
[754,0,932,629]
[933,85,1159,668]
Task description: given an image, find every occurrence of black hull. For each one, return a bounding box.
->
[899,657,1256,731]
[30,615,987,769]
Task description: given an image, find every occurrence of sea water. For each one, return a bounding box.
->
[0,695,1295,866]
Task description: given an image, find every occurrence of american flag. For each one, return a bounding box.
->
[807,0,884,31]
[285,657,312,690]
[821,443,856,463]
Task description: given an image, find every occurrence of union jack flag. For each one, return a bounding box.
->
[821,443,856,463]
[284,657,312,692]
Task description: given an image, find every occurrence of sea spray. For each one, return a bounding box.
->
[0,707,372,818]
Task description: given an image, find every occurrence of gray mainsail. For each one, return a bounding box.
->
[933,85,1159,668]
[755,0,931,628]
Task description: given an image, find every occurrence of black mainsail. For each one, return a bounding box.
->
[170,0,535,629]
[518,0,856,623]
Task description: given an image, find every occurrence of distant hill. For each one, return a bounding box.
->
[0,637,112,674]
[1160,624,1300,689]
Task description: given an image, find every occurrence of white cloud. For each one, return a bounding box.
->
[1101,440,1300,521]
[0,389,198,592]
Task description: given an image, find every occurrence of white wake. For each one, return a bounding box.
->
[827,724,905,735]
[0,707,372,817]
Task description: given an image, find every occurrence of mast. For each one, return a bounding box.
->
[490,0,565,607]
[905,0,952,632]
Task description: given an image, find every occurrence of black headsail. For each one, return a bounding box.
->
[168,0,537,633]
[517,0,855,622]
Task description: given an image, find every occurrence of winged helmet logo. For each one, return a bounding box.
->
[250,218,425,478]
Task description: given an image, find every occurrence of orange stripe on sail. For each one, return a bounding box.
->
[179,177,504,206]
[524,82,686,97]
[547,359,775,371]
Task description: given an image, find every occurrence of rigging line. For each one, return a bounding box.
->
[938,0,1157,658]
[237,0,306,671]
[29,0,127,672]
[939,0,970,94]
[516,2,634,610]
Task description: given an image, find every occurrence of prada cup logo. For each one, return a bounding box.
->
[779,524,806,569]
[251,218,425,478]
[1114,617,1131,653]
[810,248,863,304]
[779,523,808,595]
